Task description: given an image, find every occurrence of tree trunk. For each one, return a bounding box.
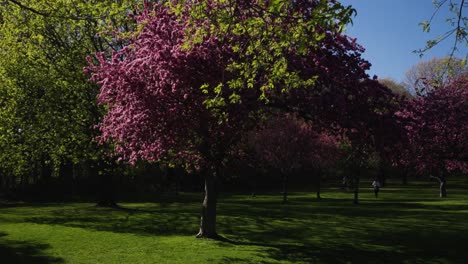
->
[196,171,218,238]
[19,173,24,189]
[380,166,386,187]
[32,161,39,185]
[251,171,259,198]
[282,173,288,203]
[431,173,447,198]
[353,173,360,204]
[439,177,447,198]
[59,162,74,198]
[96,173,117,208]
[0,173,3,192]
[175,169,180,196]
[402,167,408,185]
[6,175,10,190]
[316,169,321,200]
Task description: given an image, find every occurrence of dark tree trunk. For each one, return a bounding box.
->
[32,161,39,185]
[196,171,218,238]
[6,175,11,191]
[175,169,180,196]
[59,162,74,197]
[282,172,288,203]
[0,171,5,195]
[316,169,322,200]
[41,161,52,183]
[96,172,117,208]
[353,172,360,204]
[250,171,259,198]
[95,158,119,208]
[379,166,386,187]
[19,173,25,189]
[0,173,3,191]
[402,167,408,185]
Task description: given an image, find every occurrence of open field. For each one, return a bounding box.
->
[1,180,468,263]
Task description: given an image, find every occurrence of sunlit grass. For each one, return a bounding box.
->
[1,179,467,263]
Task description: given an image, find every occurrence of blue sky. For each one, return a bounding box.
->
[339,0,466,82]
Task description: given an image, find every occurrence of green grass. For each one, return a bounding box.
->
[1,180,468,263]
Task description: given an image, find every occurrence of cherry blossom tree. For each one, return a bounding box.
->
[87,3,264,238]
[86,0,394,238]
[396,76,468,197]
[252,114,340,202]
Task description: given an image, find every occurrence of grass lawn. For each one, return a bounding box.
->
[1,180,468,263]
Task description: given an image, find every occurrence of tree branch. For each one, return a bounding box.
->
[7,0,51,16]
[7,0,98,22]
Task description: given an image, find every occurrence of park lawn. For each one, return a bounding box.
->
[1,181,468,263]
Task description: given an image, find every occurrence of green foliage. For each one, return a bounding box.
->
[179,0,356,104]
[0,0,137,177]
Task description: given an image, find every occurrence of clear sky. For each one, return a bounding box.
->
[339,0,467,83]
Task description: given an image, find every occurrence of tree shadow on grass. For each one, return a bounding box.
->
[0,232,64,264]
[21,203,201,236]
[17,196,468,232]
[10,194,468,263]
[216,198,468,263]
[218,227,468,263]
[219,242,394,264]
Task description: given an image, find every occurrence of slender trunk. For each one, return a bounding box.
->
[0,172,4,194]
[316,169,321,200]
[19,173,24,188]
[33,161,39,185]
[402,167,408,185]
[431,173,447,198]
[60,162,74,198]
[196,171,218,238]
[175,170,180,196]
[380,166,386,187]
[41,161,52,183]
[439,177,447,198]
[353,172,360,204]
[9,175,13,190]
[282,172,288,203]
[6,175,10,191]
[96,173,117,207]
[251,171,258,198]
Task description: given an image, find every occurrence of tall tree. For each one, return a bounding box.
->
[396,76,468,197]
[403,57,468,95]
[87,2,262,238]
[0,0,136,196]
[87,0,390,238]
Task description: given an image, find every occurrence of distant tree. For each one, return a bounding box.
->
[396,76,468,198]
[252,114,340,202]
[340,140,372,204]
[403,57,468,95]
[378,78,412,98]
[309,132,342,199]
